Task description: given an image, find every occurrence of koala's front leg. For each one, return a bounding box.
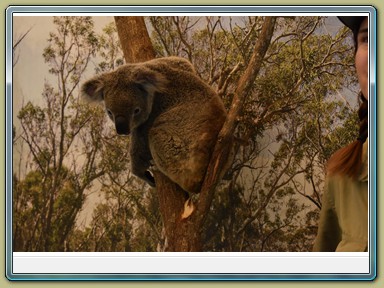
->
[130,130,156,187]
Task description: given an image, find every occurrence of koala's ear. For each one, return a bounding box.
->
[81,76,105,102]
[134,69,168,95]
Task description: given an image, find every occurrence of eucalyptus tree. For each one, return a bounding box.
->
[149,16,358,252]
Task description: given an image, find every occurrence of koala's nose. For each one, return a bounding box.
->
[115,116,130,135]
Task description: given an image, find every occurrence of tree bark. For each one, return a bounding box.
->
[114,16,277,252]
[114,16,156,63]
[153,170,201,251]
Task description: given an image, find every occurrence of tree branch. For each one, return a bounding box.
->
[194,16,277,229]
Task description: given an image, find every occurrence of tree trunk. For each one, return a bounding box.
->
[153,170,201,251]
[114,16,200,251]
[114,16,156,63]
[114,16,277,252]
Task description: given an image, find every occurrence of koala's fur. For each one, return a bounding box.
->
[81,57,227,194]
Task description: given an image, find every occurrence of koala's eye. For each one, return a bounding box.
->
[134,107,141,115]
[106,109,113,119]
[136,83,148,96]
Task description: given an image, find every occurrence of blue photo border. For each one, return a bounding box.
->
[5,5,377,281]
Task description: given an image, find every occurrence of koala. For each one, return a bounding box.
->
[81,56,227,194]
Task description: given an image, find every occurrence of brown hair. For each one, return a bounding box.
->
[327,93,368,178]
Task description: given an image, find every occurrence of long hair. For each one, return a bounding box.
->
[327,93,368,178]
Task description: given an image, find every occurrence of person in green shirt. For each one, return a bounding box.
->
[313,16,369,252]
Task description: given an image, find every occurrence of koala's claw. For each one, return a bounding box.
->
[144,170,156,187]
[181,198,195,219]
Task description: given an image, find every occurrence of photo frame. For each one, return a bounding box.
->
[6,5,377,281]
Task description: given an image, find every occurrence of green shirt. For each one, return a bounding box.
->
[313,140,368,252]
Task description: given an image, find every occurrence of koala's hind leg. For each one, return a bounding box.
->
[149,102,225,194]
[149,122,194,192]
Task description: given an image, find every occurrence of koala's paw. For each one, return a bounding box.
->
[144,170,156,187]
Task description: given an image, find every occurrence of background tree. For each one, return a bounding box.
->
[13,26,32,67]
[13,16,105,251]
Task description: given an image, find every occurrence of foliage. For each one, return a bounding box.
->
[13,16,358,252]
[95,22,124,73]
[149,16,358,251]
[14,16,105,251]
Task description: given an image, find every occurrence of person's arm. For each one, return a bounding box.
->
[313,178,342,252]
